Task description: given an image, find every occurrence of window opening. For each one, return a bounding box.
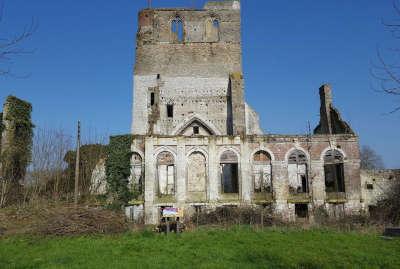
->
[171,17,184,42]
[167,104,174,118]
[157,152,175,196]
[295,204,309,218]
[288,150,308,194]
[324,150,345,193]
[193,126,199,135]
[253,151,272,193]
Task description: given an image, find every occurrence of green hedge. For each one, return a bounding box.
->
[105,134,134,205]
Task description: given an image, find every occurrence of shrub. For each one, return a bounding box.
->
[191,206,274,226]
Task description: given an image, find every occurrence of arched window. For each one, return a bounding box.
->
[205,18,220,42]
[287,150,309,194]
[157,151,175,196]
[220,150,239,194]
[253,151,272,193]
[131,153,143,194]
[324,149,345,193]
[171,17,184,43]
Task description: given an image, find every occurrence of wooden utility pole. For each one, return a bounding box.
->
[148,0,152,8]
[74,121,81,207]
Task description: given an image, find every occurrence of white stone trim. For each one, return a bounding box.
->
[186,147,209,163]
[320,147,347,161]
[284,146,311,163]
[153,146,177,160]
[250,147,276,162]
[131,148,145,161]
[172,114,222,136]
[217,146,241,162]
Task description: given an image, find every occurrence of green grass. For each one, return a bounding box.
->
[1,227,400,269]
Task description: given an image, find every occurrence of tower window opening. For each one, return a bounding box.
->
[193,126,199,135]
[150,92,155,106]
[167,104,174,118]
[213,19,220,29]
[171,17,184,43]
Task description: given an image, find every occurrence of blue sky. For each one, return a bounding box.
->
[0,0,399,168]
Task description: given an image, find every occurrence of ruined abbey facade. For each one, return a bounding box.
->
[129,1,363,224]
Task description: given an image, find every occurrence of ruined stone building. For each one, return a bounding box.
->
[0,96,33,189]
[361,169,400,212]
[128,0,364,224]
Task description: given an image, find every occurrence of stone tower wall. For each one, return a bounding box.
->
[132,1,247,136]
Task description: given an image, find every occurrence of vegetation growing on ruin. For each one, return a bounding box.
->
[0,96,34,207]
[105,135,134,206]
[64,144,108,195]
[0,96,34,182]
[0,227,399,269]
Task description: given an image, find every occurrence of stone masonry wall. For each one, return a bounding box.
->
[361,169,400,207]
[131,1,257,136]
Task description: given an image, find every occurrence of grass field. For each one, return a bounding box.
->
[1,227,399,269]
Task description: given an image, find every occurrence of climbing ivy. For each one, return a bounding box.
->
[0,96,34,184]
[105,134,134,206]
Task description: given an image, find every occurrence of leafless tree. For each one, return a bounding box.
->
[26,127,73,203]
[360,145,385,170]
[0,1,36,77]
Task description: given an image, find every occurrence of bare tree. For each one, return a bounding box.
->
[0,1,36,76]
[27,127,73,202]
[360,145,385,170]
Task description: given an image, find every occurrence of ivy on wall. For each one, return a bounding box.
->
[105,134,134,205]
[0,96,34,183]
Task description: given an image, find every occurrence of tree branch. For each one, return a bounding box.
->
[0,2,37,77]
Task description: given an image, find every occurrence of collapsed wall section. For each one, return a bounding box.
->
[314,84,354,135]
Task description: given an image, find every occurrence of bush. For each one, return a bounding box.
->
[374,180,400,225]
[190,206,274,226]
